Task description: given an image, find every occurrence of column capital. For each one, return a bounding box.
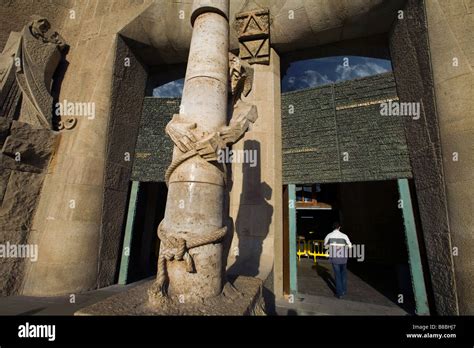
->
[191,0,229,27]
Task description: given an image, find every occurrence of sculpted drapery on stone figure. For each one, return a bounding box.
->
[0,16,68,170]
[0,16,71,131]
[148,50,258,303]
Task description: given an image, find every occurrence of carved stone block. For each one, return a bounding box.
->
[0,118,10,146]
[0,32,22,120]
[0,17,67,129]
[235,9,270,65]
[0,121,57,173]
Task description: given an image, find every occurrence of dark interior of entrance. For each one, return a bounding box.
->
[296,180,416,314]
[127,182,167,283]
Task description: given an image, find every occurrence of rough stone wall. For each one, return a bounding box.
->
[131,97,177,182]
[423,0,474,315]
[281,72,412,184]
[389,0,459,315]
[97,35,148,288]
[139,74,412,185]
[0,121,57,296]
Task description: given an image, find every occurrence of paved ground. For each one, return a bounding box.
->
[0,261,408,316]
[0,278,152,315]
[276,258,409,315]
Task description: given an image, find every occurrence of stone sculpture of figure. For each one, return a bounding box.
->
[30,17,51,40]
[164,52,257,167]
[0,32,21,120]
[0,16,69,129]
[29,17,67,50]
[220,52,257,145]
[229,52,254,102]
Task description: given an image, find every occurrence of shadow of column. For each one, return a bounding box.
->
[226,140,273,277]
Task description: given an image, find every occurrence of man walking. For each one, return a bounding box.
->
[324,222,352,299]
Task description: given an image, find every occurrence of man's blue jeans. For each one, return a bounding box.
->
[331,263,347,296]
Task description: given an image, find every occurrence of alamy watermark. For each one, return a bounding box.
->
[380,100,420,120]
[327,243,365,262]
[217,147,258,168]
[55,99,95,120]
[0,242,38,262]
[18,322,55,341]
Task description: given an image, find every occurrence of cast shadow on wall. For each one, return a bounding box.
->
[224,140,273,278]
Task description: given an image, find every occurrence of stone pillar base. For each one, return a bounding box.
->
[75,276,266,316]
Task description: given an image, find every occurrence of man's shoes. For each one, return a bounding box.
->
[336,294,344,299]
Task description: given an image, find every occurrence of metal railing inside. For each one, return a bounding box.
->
[297,239,329,265]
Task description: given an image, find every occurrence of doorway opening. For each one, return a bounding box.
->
[123,182,167,283]
[287,180,421,315]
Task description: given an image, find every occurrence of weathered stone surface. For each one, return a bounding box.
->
[0,32,21,121]
[390,0,459,315]
[21,1,152,296]
[1,121,57,173]
[0,170,45,234]
[281,73,411,184]
[424,0,474,315]
[0,168,11,203]
[0,117,10,146]
[108,0,406,65]
[227,49,282,295]
[2,137,34,158]
[97,35,148,289]
[14,17,67,129]
[429,261,458,298]
[0,2,69,52]
[0,22,60,295]
[0,170,46,295]
[0,16,65,298]
[148,2,232,303]
[434,292,459,316]
[132,98,177,182]
[75,277,265,316]
[0,121,57,273]
[0,258,24,297]
[135,73,410,186]
[235,9,270,65]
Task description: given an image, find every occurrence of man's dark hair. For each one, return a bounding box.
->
[333,222,341,230]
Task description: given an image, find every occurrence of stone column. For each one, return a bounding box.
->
[425,0,474,315]
[150,0,229,302]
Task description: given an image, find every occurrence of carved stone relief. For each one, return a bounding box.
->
[234,9,270,65]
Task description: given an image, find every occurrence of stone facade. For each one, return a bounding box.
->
[18,0,154,296]
[0,0,471,316]
[0,16,66,296]
[390,0,460,315]
[424,0,474,315]
[282,72,411,184]
[132,98,177,182]
[0,121,57,296]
